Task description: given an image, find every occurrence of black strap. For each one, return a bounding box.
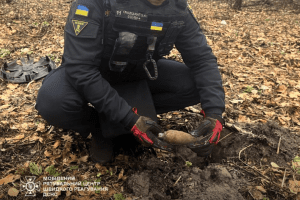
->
[143,36,158,80]
[158,20,185,56]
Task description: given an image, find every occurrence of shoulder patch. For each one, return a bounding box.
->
[72,20,88,36]
[75,5,89,17]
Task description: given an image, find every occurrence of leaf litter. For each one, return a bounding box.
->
[0,0,300,199]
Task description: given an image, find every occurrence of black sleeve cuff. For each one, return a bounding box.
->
[122,110,140,130]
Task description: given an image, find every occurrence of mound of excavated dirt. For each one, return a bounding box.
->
[126,157,246,200]
[125,120,300,200]
[213,121,300,167]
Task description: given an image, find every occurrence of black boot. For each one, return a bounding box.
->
[89,129,114,164]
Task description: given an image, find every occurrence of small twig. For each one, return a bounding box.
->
[46,126,54,134]
[173,176,181,186]
[238,144,271,182]
[281,168,286,188]
[218,132,233,143]
[277,137,282,154]
[239,144,254,162]
[164,172,170,179]
[247,51,256,60]
[25,79,35,91]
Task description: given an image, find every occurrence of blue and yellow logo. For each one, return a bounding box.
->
[75,5,89,17]
[150,22,163,31]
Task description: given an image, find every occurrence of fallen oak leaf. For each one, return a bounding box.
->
[77,155,89,164]
[29,133,44,143]
[255,186,267,193]
[7,83,18,90]
[36,123,46,132]
[44,150,52,157]
[61,135,73,142]
[62,142,72,159]
[95,163,108,174]
[5,134,25,143]
[0,174,20,185]
[289,180,300,193]
[118,169,124,181]
[271,162,280,168]
[8,187,19,197]
[53,140,61,149]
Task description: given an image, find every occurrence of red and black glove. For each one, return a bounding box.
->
[129,108,174,152]
[187,110,224,157]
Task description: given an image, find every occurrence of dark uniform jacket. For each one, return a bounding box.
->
[61,0,225,128]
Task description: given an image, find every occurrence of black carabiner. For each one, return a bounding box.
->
[143,58,158,80]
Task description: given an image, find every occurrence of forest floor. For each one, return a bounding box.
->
[0,0,300,199]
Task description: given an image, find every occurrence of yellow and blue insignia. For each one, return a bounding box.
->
[150,22,163,31]
[72,20,88,36]
[75,5,89,17]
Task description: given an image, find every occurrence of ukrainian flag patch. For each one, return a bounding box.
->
[150,22,163,31]
[75,5,89,17]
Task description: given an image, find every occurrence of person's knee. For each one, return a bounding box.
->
[174,68,196,96]
[35,87,65,125]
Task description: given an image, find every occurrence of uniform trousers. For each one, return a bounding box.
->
[35,59,200,138]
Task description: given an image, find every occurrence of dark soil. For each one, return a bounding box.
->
[212,121,300,167]
[123,120,300,200]
[127,157,246,200]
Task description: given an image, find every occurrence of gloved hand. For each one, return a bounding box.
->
[187,110,224,157]
[129,108,174,152]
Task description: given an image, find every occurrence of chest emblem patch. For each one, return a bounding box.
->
[75,5,89,17]
[150,22,163,31]
[115,10,148,22]
[72,20,88,36]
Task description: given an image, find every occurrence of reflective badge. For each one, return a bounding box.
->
[72,20,88,36]
[75,5,89,17]
[150,22,163,31]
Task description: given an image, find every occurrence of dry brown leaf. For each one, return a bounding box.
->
[36,123,46,132]
[278,116,291,125]
[0,174,20,185]
[255,186,267,193]
[249,188,264,200]
[7,84,18,90]
[64,154,78,165]
[0,105,10,110]
[53,140,61,149]
[77,155,89,163]
[118,169,124,180]
[95,163,108,173]
[62,135,73,142]
[289,180,300,193]
[276,85,287,93]
[66,190,72,197]
[238,115,250,123]
[270,162,279,168]
[263,111,275,117]
[5,134,25,143]
[44,150,52,157]
[230,99,243,104]
[30,135,44,143]
[24,161,30,168]
[8,187,19,197]
[289,91,300,98]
